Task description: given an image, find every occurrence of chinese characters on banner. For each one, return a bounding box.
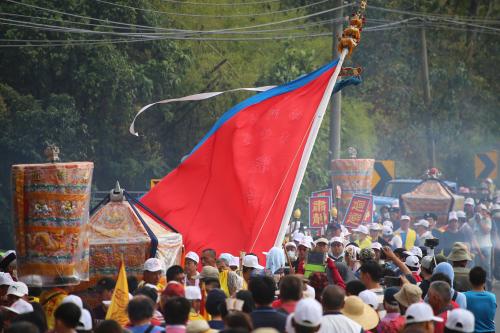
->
[312,188,333,207]
[309,196,330,229]
[342,194,373,228]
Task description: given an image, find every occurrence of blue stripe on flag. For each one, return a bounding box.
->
[189,58,340,155]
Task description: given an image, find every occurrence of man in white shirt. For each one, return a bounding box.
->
[414,219,433,247]
[381,226,402,249]
[319,285,363,333]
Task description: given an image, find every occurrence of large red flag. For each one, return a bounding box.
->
[141,58,343,259]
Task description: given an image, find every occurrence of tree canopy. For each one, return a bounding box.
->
[0,0,498,247]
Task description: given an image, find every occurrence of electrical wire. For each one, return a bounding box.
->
[158,0,281,5]
[0,16,348,37]
[369,5,500,24]
[2,2,500,48]
[93,0,333,18]
[2,19,500,48]
[3,0,353,34]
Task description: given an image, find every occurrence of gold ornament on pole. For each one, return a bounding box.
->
[338,0,367,58]
[293,208,301,219]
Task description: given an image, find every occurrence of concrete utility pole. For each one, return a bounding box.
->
[420,27,436,167]
[330,0,344,160]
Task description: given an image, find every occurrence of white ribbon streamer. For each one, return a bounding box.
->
[130,85,276,136]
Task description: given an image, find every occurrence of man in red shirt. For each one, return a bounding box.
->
[427,280,454,333]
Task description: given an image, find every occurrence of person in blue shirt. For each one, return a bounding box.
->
[127,295,165,333]
[464,266,496,333]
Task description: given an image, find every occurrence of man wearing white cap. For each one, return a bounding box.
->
[328,237,344,262]
[414,219,433,247]
[314,238,329,254]
[242,255,264,285]
[6,281,29,305]
[352,225,371,249]
[441,212,466,257]
[382,226,403,250]
[457,210,473,251]
[405,255,422,283]
[185,286,203,321]
[395,215,416,250]
[139,258,164,291]
[368,223,382,244]
[464,197,475,219]
[184,252,200,287]
[290,298,323,333]
[0,272,14,304]
[293,239,311,274]
[404,302,443,333]
[285,242,298,264]
[61,294,93,333]
[292,232,305,247]
[445,308,475,333]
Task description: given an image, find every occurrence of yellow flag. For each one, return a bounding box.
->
[106,261,129,326]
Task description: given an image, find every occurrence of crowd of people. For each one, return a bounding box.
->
[0,199,498,333]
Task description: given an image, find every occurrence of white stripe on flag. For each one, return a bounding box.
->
[129,86,276,136]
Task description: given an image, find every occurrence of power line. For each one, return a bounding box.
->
[2,20,499,48]
[0,16,348,38]
[369,5,500,24]
[158,0,281,5]
[94,0,333,18]
[4,0,353,34]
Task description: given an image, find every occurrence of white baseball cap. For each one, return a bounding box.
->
[464,198,475,206]
[0,272,14,286]
[62,295,83,309]
[456,211,466,219]
[77,309,93,331]
[445,308,475,333]
[405,302,443,324]
[382,220,394,229]
[7,281,29,297]
[370,242,382,251]
[293,232,305,243]
[242,255,263,269]
[304,236,314,245]
[298,239,312,249]
[382,225,394,236]
[400,215,411,221]
[314,238,329,246]
[144,258,162,272]
[405,255,420,269]
[414,219,429,228]
[368,223,383,231]
[359,290,380,309]
[229,256,240,267]
[448,211,458,221]
[185,251,200,264]
[2,299,33,314]
[185,286,202,300]
[408,246,423,258]
[352,225,369,235]
[293,298,323,327]
[421,256,434,270]
[330,237,344,245]
[285,242,297,249]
